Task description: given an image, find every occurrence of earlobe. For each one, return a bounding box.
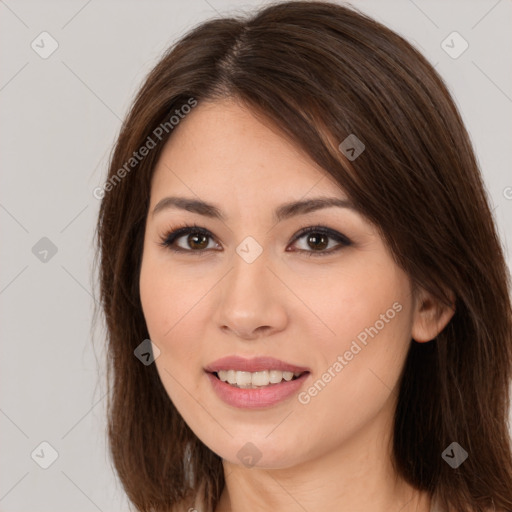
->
[411,288,456,343]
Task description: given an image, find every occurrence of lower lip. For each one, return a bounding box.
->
[205,371,310,409]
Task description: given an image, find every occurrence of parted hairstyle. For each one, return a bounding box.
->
[93,1,512,511]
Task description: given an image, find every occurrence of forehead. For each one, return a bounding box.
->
[150,98,344,201]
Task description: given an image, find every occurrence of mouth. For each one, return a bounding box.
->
[207,369,310,389]
[204,356,311,399]
[204,357,312,408]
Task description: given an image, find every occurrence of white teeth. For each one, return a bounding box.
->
[236,371,253,386]
[216,369,303,388]
[269,370,283,384]
[252,371,270,386]
[226,370,237,385]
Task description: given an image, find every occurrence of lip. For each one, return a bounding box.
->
[206,371,311,409]
[204,355,311,373]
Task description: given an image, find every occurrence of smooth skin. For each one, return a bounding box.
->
[139,98,455,512]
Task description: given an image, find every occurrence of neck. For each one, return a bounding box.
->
[213,401,431,512]
[216,462,430,512]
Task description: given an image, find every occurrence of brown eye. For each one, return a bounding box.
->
[187,232,209,250]
[305,232,329,251]
[289,226,352,257]
[159,224,219,254]
[159,223,351,257]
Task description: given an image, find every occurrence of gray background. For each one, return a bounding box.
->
[1,0,511,510]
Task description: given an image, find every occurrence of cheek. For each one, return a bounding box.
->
[139,251,214,381]
[139,254,207,418]
[291,282,412,451]
[298,259,413,400]
[291,257,409,348]
[139,250,201,342]
[139,264,171,341]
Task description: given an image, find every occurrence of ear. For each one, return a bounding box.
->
[411,287,456,343]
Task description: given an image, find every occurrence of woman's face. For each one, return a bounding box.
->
[139,98,419,469]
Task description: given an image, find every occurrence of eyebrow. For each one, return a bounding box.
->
[151,195,358,223]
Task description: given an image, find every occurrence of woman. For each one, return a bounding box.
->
[94,1,512,511]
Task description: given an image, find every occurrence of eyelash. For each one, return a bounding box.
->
[157,222,352,257]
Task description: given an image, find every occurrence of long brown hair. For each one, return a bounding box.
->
[93,1,512,511]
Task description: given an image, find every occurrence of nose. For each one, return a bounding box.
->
[213,246,288,340]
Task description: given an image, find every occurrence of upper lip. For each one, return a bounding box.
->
[204,356,311,374]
